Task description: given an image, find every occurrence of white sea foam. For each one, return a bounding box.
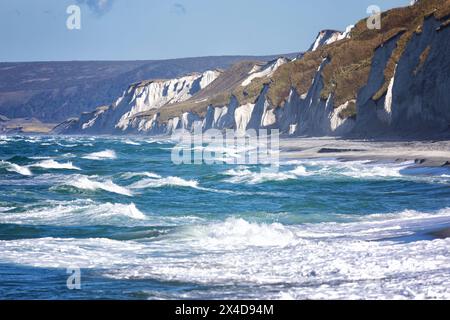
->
[31,159,81,171]
[224,167,297,184]
[0,160,32,176]
[121,172,162,179]
[0,199,205,227]
[56,142,78,147]
[181,218,296,248]
[66,175,132,196]
[124,139,141,146]
[0,209,449,299]
[339,161,411,178]
[281,159,415,179]
[62,153,76,158]
[290,165,311,176]
[127,174,240,194]
[24,138,41,143]
[130,176,199,189]
[0,200,146,226]
[83,149,117,160]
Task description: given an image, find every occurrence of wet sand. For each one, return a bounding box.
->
[430,227,450,239]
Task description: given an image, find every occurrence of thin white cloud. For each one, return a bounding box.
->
[76,0,115,16]
[172,3,187,15]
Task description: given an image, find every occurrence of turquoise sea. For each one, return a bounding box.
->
[1,135,450,299]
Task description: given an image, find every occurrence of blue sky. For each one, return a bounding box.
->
[0,0,411,62]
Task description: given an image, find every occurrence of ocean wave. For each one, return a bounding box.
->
[0,206,15,213]
[180,218,297,248]
[339,161,413,178]
[64,175,132,196]
[123,139,141,146]
[55,141,78,147]
[82,149,117,160]
[127,173,242,194]
[290,165,311,176]
[1,209,449,299]
[0,199,206,227]
[0,200,146,226]
[223,166,307,184]
[31,159,81,171]
[130,176,199,189]
[121,172,162,179]
[0,160,32,176]
[281,159,414,179]
[146,139,172,145]
[62,153,76,158]
[24,138,41,143]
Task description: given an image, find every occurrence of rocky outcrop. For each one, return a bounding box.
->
[202,96,239,131]
[354,15,450,138]
[352,33,404,136]
[389,16,450,136]
[308,29,351,52]
[241,58,288,87]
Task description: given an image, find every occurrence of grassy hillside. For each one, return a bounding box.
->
[149,0,450,123]
[132,60,266,122]
[271,0,450,113]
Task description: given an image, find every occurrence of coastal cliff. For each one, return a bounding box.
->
[56,0,450,138]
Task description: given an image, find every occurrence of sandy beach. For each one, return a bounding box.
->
[279,137,450,166]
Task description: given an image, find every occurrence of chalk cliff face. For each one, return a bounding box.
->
[56,0,450,139]
[241,58,288,87]
[55,70,220,135]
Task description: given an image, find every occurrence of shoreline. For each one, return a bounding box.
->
[3,133,450,167]
[279,137,450,168]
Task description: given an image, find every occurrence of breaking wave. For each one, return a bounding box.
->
[0,200,146,226]
[130,176,199,189]
[31,159,81,171]
[0,160,32,176]
[64,175,133,196]
[223,166,309,184]
[121,172,162,179]
[123,139,141,146]
[0,209,449,299]
[83,149,117,160]
[282,159,415,179]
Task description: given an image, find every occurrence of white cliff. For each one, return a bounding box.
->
[57,8,450,139]
[377,66,396,125]
[241,58,288,87]
[117,70,220,131]
[60,70,220,135]
[234,103,256,132]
